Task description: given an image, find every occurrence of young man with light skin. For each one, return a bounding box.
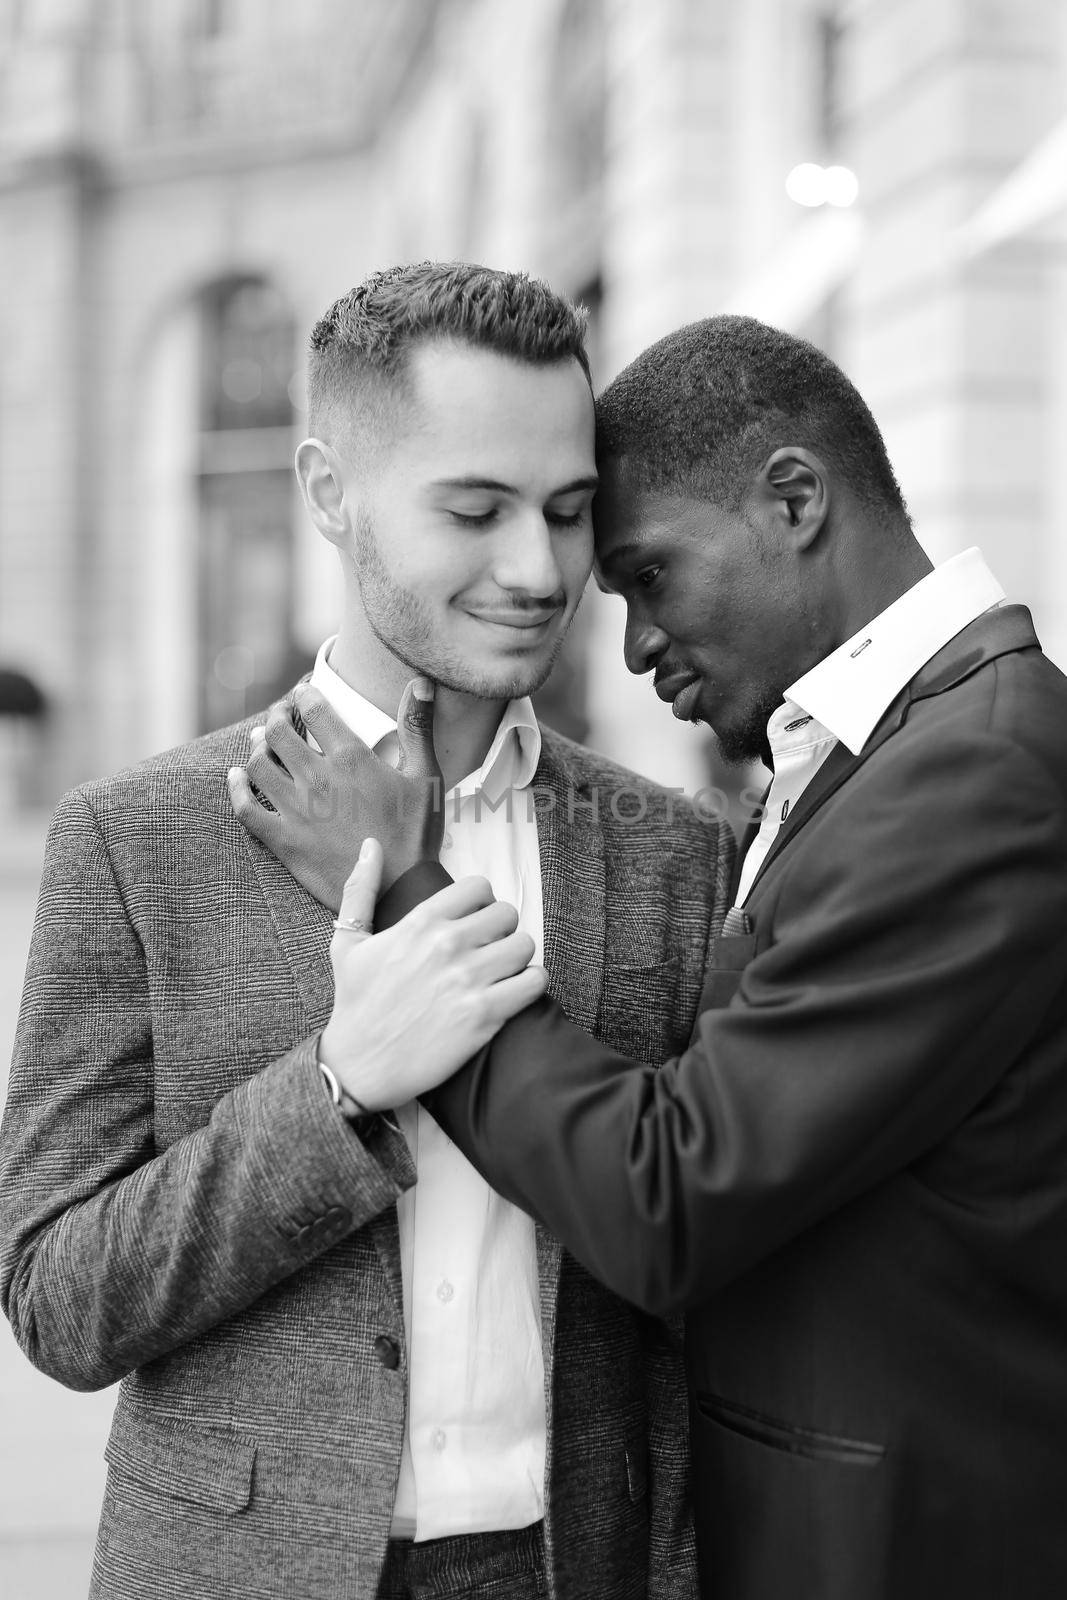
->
[2,263,729,1600]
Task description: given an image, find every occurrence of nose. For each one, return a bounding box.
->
[492,514,567,600]
[623,609,670,676]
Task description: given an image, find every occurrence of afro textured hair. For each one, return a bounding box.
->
[596,315,910,527]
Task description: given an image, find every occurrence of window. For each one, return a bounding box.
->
[195,277,304,732]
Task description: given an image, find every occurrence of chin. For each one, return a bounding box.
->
[435,648,559,703]
[459,666,550,701]
[713,701,779,767]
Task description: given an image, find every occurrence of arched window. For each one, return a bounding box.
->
[195,276,302,731]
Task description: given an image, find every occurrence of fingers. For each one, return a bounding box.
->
[471,928,537,983]
[464,898,520,945]
[412,875,497,923]
[245,728,298,804]
[479,964,550,1026]
[260,702,314,782]
[228,766,280,841]
[396,678,442,784]
[333,839,384,942]
[293,682,372,764]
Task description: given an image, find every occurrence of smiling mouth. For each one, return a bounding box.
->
[465,608,561,632]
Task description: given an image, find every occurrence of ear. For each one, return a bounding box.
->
[756,447,829,551]
[294,438,351,550]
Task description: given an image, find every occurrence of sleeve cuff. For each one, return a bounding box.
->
[233,1037,416,1249]
[375,861,454,930]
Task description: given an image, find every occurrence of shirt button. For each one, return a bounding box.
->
[373,1335,400,1370]
[436,1279,454,1303]
[430,1428,447,1452]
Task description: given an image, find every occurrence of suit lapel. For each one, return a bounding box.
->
[745,689,911,903]
[734,780,770,898]
[745,604,1040,905]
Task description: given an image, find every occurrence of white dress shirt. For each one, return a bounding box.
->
[734,548,1006,906]
[310,640,546,1542]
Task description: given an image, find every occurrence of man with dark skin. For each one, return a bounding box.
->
[235,314,1067,1600]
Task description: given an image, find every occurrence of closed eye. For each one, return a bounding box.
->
[448,508,499,527]
[546,507,589,529]
[447,502,591,531]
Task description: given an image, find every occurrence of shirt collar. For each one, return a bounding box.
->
[784,547,1006,755]
[310,636,541,799]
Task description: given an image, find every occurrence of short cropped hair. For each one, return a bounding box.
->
[307,261,591,446]
[596,315,910,525]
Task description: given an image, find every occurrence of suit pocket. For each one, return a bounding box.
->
[692,1392,888,1600]
[104,1406,255,1514]
[696,1392,884,1465]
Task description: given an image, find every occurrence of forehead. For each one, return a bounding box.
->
[393,341,595,479]
[594,462,716,570]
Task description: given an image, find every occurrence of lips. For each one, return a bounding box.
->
[466,607,561,631]
[654,671,697,704]
[654,671,702,721]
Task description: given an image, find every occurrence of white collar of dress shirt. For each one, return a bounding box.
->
[782,547,1006,756]
[310,635,542,799]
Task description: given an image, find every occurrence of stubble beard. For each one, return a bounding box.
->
[700,685,783,768]
[354,513,571,701]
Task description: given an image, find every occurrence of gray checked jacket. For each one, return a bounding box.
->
[0,713,733,1600]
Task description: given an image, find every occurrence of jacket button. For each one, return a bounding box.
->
[374,1335,400,1370]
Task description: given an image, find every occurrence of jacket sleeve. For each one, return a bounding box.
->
[423,730,1067,1314]
[0,787,416,1392]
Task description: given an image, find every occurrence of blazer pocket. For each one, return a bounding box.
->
[696,1393,884,1467]
[611,956,678,983]
[104,1407,255,1514]
[600,957,690,1059]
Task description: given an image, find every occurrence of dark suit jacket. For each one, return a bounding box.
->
[0,715,732,1600]
[418,606,1067,1600]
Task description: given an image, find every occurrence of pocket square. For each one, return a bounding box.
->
[721,904,752,937]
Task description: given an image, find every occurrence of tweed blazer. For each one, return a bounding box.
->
[0,711,732,1600]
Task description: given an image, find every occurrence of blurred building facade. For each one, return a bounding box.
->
[2,1,1067,1589]
[1,0,1066,812]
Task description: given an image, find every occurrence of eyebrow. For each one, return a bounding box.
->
[428,474,600,497]
[596,539,644,580]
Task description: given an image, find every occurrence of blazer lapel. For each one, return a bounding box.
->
[528,735,608,1400]
[239,826,405,1321]
[533,736,606,1034]
[240,829,337,1029]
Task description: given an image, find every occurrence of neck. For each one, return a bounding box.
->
[327,625,508,792]
[833,525,934,645]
